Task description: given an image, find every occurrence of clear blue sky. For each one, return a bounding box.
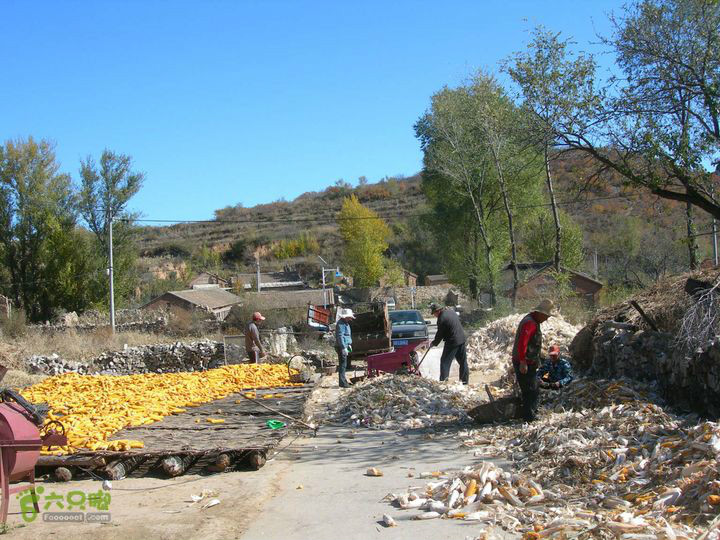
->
[1,0,622,222]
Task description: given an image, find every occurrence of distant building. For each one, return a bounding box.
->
[501,262,603,304]
[404,270,418,287]
[424,274,450,286]
[233,270,306,291]
[241,289,334,310]
[188,271,230,289]
[143,288,242,321]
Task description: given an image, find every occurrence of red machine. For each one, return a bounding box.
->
[366,340,430,378]
[0,366,66,523]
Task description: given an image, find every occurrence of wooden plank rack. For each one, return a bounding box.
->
[36,383,316,481]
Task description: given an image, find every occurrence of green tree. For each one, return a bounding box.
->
[337,195,390,287]
[78,149,144,307]
[415,86,506,303]
[548,1,720,221]
[470,71,545,306]
[520,209,585,270]
[506,26,598,271]
[0,137,90,321]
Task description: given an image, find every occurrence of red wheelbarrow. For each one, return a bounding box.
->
[365,340,431,378]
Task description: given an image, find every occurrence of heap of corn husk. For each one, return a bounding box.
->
[385,378,719,538]
[466,313,580,376]
[330,375,481,429]
[384,457,715,539]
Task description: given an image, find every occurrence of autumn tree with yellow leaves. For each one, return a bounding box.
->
[337,195,391,287]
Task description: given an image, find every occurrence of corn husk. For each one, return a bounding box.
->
[384,377,718,538]
[325,375,481,429]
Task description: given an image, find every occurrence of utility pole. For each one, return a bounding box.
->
[321,266,327,306]
[108,216,115,334]
[318,255,329,307]
[256,258,261,292]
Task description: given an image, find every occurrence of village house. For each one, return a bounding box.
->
[188,271,230,289]
[501,262,603,304]
[143,288,242,321]
[424,274,449,286]
[232,270,307,291]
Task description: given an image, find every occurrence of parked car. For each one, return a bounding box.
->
[389,309,429,348]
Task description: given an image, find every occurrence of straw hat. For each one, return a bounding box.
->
[338,308,356,319]
[532,299,556,317]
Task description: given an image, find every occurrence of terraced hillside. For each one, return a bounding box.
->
[134,155,716,286]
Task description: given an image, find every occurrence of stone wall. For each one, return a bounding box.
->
[30,309,172,334]
[572,324,720,418]
[27,328,305,376]
[29,340,226,375]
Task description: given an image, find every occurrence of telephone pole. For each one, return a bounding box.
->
[108,216,116,334]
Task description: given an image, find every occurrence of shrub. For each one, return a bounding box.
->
[1,309,27,339]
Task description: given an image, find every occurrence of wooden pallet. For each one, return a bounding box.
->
[36,384,315,481]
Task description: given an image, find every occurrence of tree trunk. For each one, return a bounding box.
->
[686,199,699,270]
[544,146,562,271]
[465,180,496,305]
[491,148,518,308]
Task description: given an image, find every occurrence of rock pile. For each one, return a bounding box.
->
[466,313,580,375]
[28,354,89,376]
[28,340,226,376]
[92,340,225,374]
[330,376,481,429]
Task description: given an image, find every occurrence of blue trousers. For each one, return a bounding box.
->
[336,347,350,387]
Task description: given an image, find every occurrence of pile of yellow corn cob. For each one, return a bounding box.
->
[21,364,301,455]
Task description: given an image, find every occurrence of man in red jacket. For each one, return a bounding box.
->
[511,299,556,422]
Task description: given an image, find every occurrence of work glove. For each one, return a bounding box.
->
[519,363,528,375]
[552,382,561,389]
[342,348,348,356]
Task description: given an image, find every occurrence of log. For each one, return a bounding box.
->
[161,455,195,477]
[103,456,146,480]
[206,453,232,473]
[629,301,659,332]
[247,451,266,470]
[37,455,106,468]
[54,467,72,482]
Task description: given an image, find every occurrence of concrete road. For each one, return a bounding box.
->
[418,318,461,382]
[240,423,512,540]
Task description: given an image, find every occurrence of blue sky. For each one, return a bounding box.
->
[1,1,622,221]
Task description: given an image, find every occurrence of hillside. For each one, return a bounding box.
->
[136,176,426,272]
[134,154,716,292]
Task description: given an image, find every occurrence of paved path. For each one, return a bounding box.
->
[240,424,510,540]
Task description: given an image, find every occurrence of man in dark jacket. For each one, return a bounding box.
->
[429,303,469,384]
[512,299,555,421]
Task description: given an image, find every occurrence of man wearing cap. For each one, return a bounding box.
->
[244,312,266,363]
[511,299,555,421]
[335,308,355,388]
[537,345,574,389]
[429,303,469,384]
